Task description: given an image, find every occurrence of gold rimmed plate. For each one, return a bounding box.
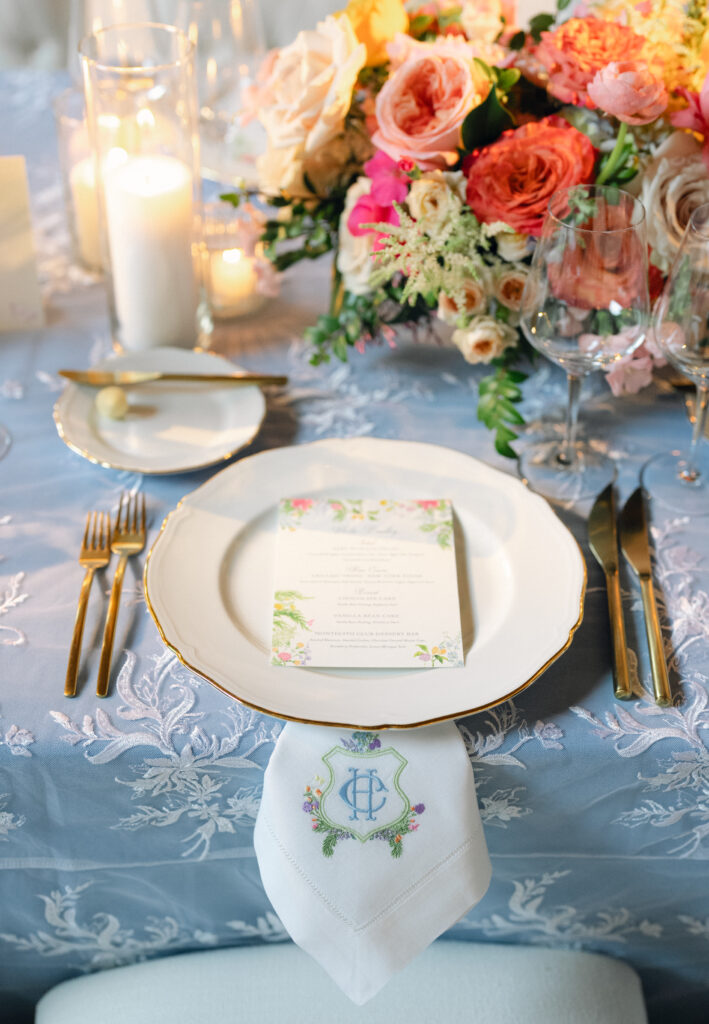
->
[144,438,586,728]
[53,347,266,475]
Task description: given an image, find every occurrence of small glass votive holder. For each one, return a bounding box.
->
[53,86,102,273]
[201,201,277,320]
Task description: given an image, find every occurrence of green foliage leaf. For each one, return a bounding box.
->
[529,12,554,41]
[508,29,526,49]
[476,364,528,459]
[460,87,515,153]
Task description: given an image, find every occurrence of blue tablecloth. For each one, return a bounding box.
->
[1,70,708,1023]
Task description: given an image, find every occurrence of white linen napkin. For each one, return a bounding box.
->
[254,720,491,1004]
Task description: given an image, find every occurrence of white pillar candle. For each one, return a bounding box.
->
[103,154,198,350]
[208,247,263,318]
[69,157,101,271]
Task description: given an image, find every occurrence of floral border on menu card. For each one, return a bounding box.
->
[278,497,454,548]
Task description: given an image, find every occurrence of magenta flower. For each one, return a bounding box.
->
[364,150,411,205]
[291,498,313,511]
[671,71,709,173]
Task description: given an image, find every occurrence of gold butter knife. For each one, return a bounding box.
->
[588,483,633,701]
[619,487,673,707]
[59,369,288,387]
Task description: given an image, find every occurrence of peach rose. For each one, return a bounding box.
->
[453,315,517,363]
[587,61,668,125]
[493,263,529,312]
[536,18,646,108]
[373,48,490,170]
[465,117,596,237]
[437,272,489,325]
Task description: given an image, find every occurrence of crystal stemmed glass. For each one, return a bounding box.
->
[518,184,650,501]
[641,202,709,515]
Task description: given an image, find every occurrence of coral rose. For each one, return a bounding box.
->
[588,61,668,125]
[373,49,490,170]
[535,17,646,107]
[547,204,648,311]
[465,116,596,237]
[344,0,408,65]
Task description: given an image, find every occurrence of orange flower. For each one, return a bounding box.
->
[535,17,646,108]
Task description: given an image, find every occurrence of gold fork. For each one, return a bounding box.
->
[65,511,112,698]
[96,492,147,698]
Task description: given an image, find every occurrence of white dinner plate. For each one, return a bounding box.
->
[53,347,266,474]
[145,438,586,727]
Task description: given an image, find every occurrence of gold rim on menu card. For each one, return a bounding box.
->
[145,437,586,728]
[53,347,267,475]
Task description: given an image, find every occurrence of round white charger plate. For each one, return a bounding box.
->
[53,347,266,475]
[145,437,586,727]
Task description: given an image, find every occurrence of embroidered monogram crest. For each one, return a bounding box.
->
[302,732,425,858]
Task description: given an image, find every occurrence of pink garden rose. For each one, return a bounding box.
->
[373,48,490,169]
[671,70,709,173]
[465,116,596,237]
[535,17,646,108]
[587,62,668,125]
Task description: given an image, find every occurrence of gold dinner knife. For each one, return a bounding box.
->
[59,369,288,387]
[619,487,673,707]
[588,483,633,701]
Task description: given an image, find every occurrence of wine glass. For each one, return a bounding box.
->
[518,184,650,501]
[641,202,709,515]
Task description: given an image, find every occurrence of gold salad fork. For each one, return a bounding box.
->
[65,511,112,698]
[96,492,147,699]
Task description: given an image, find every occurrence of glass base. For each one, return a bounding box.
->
[0,424,11,460]
[518,439,617,502]
[641,450,709,516]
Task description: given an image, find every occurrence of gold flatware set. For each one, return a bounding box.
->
[65,492,146,699]
[589,484,673,707]
[59,369,288,387]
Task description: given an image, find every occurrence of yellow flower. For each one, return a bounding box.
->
[343,0,408,66]
[274,603,283,610]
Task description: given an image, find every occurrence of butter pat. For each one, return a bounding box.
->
[95,386,128,420]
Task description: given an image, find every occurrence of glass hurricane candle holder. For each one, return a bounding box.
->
[53,86,102,272]
[80,23,211,352]
[202,201,277,320]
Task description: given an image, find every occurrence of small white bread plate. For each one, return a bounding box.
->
[53,347,266,474]
[145,437,586,727]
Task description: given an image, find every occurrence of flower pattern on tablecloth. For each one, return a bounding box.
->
[572,518,709,858]
[458,702,565,828]
[456,870,663,945]
[50,650,281,859]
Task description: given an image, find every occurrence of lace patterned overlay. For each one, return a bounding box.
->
[1,70,709,1024]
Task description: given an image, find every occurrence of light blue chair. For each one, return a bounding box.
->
[35,940,648,1023]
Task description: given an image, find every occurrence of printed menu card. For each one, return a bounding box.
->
[271,498,463,669]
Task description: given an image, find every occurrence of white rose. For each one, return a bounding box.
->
[493,263,530,312]
[437,270,489,325]
[460,0,504,44]
[452,314,518,365]
[495,229,531,262]
[257,15,366,195]
[639,132,709,272]
[407,172,464,237]
[336,177,376,296]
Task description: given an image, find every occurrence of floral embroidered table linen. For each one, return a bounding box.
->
[1,68,709,1024]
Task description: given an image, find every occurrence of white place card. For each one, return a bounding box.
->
[0,156,43,332]
[271,498,463,669]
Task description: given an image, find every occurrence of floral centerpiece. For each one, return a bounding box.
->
[229,0,709,455]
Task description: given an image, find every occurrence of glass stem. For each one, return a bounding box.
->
[683,385,709,483]
[558,374,582,467]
